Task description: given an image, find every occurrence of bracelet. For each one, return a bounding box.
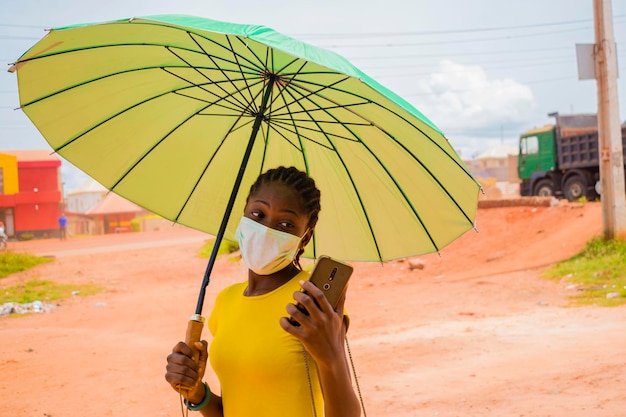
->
[183,382,211,411]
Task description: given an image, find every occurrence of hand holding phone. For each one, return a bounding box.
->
[289,256,353,326]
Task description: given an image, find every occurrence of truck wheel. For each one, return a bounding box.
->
[564,176,587,202]
[533,179,555,197]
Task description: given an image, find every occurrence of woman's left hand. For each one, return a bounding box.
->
[280,280,347,365]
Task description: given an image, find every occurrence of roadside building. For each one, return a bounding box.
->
[0,150,62,239]
[66,177,108,213]
[464,144,520,199]
[87,192,147,234]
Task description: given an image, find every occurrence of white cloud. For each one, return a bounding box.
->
[414,60,536,134]
[410,60,537,158]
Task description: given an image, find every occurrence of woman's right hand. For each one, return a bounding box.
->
[165,341,208,404]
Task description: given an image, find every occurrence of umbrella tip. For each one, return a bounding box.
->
[7,64,16,73]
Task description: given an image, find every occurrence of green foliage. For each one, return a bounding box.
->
[198,238,239,259]
[130,216,141,232]
[130,214,164,232]
[0,251,53,279]
[0,279,101,304]
[544,237,626,306]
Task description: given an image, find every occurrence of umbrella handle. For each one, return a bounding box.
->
[185,314,205,363]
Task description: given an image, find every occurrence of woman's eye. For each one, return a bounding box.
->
[250,210,263,219]
[278,221,294,229]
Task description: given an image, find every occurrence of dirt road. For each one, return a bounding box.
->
[1,201,625,417]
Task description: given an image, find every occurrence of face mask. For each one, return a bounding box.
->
[235,216,305,275]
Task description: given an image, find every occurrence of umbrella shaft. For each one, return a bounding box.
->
[194,76,277,315]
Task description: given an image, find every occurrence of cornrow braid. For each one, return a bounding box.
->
[247,166,321,267]
[247,166,321,228]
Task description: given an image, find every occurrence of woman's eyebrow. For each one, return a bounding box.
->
[252,199,301,217]
[250,199,270,207]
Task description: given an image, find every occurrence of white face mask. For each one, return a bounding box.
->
[235,216,305,275]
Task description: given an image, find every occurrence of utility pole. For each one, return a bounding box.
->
[594,0,626,239]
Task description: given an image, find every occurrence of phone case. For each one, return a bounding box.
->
[289,256,353,326]
[307,256,353,309]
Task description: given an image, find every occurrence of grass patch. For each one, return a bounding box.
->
[544,237,626,306]
[198,238,239,259]
[0,252,102,306]
[0,251,53,279]
[0,279,102,304]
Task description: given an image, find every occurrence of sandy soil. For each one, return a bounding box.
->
[1,200,625,417]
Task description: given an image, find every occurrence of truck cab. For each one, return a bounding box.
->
[518,125,558,196]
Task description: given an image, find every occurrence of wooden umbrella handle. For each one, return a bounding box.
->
[185,314,205,363]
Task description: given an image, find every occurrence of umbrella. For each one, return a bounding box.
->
[11,15,480,340]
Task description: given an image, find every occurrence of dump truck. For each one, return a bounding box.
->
[518,113,626,201]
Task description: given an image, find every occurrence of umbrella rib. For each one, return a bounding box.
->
[18,63,252,110]
[285,77,477,203]
[276,83,384,259]
[270,104,370,120]
[276,72,471,176]
[51,81,253,152]
[162,67,262,114]
[165,43,255,112]
[258,61,362,152]
[172,82,269,222]
[186,32,263,114]
[282,82,474,253]
[225,35,266,114]
[263,72,354,117]
[267,119,355,149]
[272,79,323,258]
[232,35,302,79]
[16,41,263,73]
[263,62,471,254]
[107,94,255,217]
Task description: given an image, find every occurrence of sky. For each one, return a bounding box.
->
[1,0,625,191]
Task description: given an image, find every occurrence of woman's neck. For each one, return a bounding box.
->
[245,263,301,296]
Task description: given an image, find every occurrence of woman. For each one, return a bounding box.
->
[165,166,361,417]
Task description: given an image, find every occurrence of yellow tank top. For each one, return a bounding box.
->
[208,271,324,416]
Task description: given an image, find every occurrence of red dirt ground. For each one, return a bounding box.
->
[1,200,625,417]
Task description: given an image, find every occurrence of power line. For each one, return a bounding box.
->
[0,35,43,40]
[0,23,46,29]
[293,15,626,39]
[314,26,595,49]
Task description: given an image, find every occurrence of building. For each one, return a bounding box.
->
[0,150,62,239]
[464,144,520,199]
[86,192,147,234]
[66,178,108,213]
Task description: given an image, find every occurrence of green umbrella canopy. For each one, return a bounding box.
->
[13,14,480,263]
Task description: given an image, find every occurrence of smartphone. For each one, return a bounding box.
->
[289,256,353,326]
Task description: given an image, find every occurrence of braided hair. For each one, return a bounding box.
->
[246,166,321,267]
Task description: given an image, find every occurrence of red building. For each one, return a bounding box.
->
[0,150,62,240]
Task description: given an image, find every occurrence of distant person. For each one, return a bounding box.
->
[0,221,6,248]
[58,214,67,240]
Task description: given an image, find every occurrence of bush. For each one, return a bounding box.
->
[198,238,239,258]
